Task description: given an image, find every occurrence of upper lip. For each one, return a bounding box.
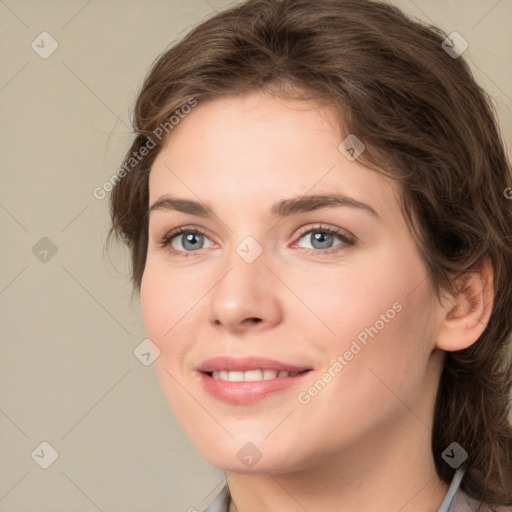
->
[197,356,312,373]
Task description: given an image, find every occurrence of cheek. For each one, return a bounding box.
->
[299,243,434,399]
[140,266,199,412]
[140,264,198,353]
[287,251,411,345]
[321,274,434,423]
[140,270,168,345]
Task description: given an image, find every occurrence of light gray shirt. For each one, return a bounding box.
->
[201,467,508,511]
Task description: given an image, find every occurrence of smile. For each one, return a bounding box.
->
[198,369,312,405]
[209,369,305,381]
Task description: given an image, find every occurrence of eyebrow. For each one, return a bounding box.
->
[148,193,381,220]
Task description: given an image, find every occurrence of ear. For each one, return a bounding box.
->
[435,258,494,352]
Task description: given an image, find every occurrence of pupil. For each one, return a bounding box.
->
[312,231,332,249]
[183,233,202,250]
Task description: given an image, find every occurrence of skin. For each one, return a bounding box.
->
[140,90,493,512]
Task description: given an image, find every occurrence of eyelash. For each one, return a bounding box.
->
[157,224,355,258]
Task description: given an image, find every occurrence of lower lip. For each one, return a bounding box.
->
[197,371,312,405]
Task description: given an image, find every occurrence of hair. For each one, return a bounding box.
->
[108,0,512,506]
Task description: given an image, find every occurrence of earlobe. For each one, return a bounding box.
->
[435,258,494,352]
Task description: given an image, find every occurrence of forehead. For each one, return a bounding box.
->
[148,91,398,220]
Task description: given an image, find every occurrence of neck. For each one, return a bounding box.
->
[226,412,449,512]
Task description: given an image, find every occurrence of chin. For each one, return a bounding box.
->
[193,435,303,474]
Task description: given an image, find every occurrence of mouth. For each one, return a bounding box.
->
[197,355,312,374]
[203,369,310,381]
[196,356,314,404]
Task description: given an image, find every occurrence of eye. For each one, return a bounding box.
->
[294,224,355,254]
[158,226,214,256]
[157,223,355,258]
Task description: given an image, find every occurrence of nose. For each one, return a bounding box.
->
[206,247,283,334]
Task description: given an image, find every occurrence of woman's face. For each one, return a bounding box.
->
[141,91,443,473]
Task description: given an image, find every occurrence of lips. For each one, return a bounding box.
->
[196,356,313,404]
[197,356,312,373]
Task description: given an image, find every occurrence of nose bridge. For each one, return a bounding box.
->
[215,234,269,304]
[219,231,269,285]
[206,234,281,329]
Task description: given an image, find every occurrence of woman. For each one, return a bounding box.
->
[108,0,512,510]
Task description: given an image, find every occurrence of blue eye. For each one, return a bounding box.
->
[158,224,355,258]
[294,225,355,254]
[159,227,213,255]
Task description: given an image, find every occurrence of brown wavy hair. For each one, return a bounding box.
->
[107,0,512,506]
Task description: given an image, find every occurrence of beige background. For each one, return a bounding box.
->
[0,1,510,511]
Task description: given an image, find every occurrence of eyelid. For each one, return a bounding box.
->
[162,224,209,238]
[292,223,355,245]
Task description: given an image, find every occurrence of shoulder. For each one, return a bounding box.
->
[450,490,511,512]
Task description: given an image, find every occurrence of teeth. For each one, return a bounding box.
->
[263,369,278,380]
[210,369,302,381]
[244,370,263,381]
